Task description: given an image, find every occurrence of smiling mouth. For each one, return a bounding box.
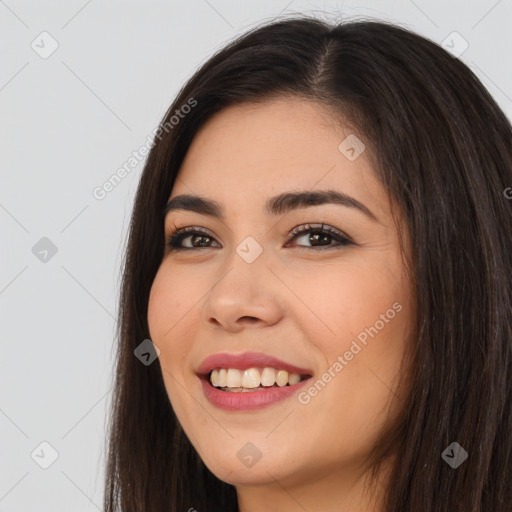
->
[205,367,313,392]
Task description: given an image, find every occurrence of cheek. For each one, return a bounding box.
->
[147,277,167,344]
[147,268,188,373]
[297,289,410,460]
[148,269,196,415]
[290,257,411,396]
[147,265,188,341]
[286,258,401,341]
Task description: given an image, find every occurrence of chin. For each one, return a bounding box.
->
[198,446,293,486]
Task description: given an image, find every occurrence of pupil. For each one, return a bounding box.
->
[310,232,329,246]
[193,235,210,247]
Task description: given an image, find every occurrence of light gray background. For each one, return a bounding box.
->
[1,1,511,510]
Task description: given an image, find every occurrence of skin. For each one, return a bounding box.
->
[147,96,416,511]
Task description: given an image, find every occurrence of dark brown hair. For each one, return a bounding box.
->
[104,15,512,511]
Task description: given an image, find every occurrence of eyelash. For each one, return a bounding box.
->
[165,223,354,251]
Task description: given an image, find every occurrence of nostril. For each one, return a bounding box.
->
[238,316,260,325]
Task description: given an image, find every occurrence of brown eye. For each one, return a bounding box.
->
[165,223,354,252]
[166,227,220,250]
[286,223,354,250]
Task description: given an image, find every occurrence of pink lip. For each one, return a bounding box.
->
[196,351,313,411]
[199,375,311,411]
[196,351,312,376]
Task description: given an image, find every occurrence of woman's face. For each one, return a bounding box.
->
[148,97,415,503]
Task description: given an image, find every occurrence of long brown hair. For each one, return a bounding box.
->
[104,15,512,511]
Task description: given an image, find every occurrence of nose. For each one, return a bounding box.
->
[200,250,285,332]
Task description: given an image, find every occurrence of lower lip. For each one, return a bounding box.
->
[199,375,311,411]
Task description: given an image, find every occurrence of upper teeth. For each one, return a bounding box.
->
[210,367,302,388]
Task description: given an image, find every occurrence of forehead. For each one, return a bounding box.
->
[170,97,386,219]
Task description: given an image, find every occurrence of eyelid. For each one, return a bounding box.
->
[165,222,354,251]
[166,225,220,249]
[288,222,351,240]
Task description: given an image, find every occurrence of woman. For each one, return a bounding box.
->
[104,15,512,512]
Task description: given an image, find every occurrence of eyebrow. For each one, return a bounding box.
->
[164,189,378,222]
